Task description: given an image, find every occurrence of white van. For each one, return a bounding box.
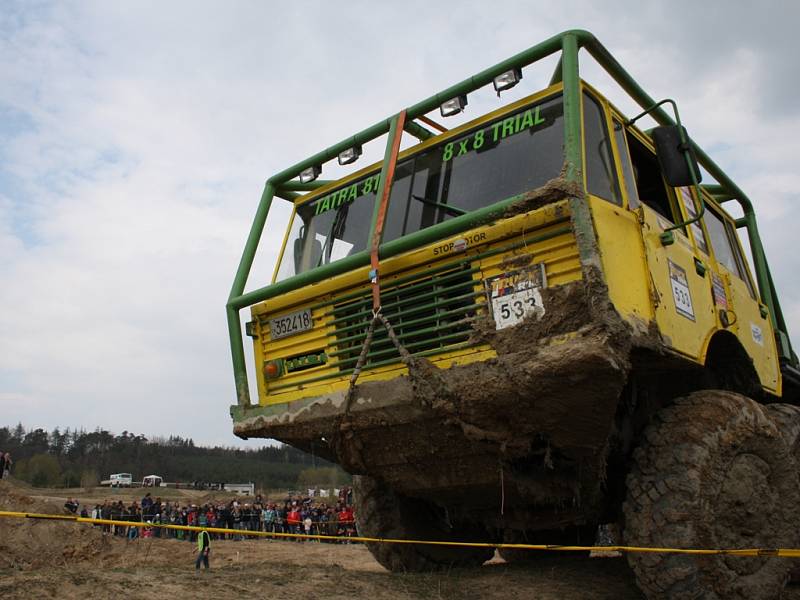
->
[109,473,133,487]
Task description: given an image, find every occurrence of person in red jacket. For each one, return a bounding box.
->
[337,506,354,541]
[286,507,302,539]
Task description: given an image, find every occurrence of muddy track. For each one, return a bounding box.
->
[5,483,800,599]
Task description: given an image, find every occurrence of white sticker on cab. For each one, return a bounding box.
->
[751,323,764,346]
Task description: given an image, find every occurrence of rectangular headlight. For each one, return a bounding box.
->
[493,68,522,92]
[440,95,467,117]
[299,165,322,184]
[338,145,362,165]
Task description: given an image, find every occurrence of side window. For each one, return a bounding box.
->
[626,132,676,222]
[705,207,743,277]
[705,207,757,298]
[677,187,709,255]
[583,93,621,205]
[733,229,757,299]
[612,119,639,208]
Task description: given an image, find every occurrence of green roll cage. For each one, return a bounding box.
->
[227,29,797,408]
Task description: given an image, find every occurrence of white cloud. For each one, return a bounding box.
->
[2,1,800,446]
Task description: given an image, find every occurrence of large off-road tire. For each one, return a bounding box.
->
[766,403,800,458]
[624,390,800,600]
[766,403,800,582]
[498,525,596,562]
[353,475,494,572]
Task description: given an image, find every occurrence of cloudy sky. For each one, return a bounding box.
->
[2,1,799,447]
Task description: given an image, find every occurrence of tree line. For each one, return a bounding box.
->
[0,424,350,490]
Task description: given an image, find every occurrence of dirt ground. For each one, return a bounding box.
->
[2,480,800,600]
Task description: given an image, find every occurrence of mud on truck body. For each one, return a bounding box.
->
[227,30,800,598]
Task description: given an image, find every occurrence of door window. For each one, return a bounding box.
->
[704,206,756,298]
[612,119,639,208]
[705,206,743,277]
[625,132,676,222]
[678,187,708,254]
[583,93,621,205]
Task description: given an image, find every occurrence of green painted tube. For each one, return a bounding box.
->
[227,181,276,406]
[560,32,599,269]
[739,211,778,326]
[561,34,582,183]
[227,306,250,407]
[275,190,300,201]
[712,193,736,202]
[404,120,435,141]
[229,182,275,300]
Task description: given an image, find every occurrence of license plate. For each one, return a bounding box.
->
[269,309,313,340]
[487,265,546,331]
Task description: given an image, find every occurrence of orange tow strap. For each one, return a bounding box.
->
[370,110,406,310]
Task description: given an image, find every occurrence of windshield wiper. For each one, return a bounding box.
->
[411,194,468,217]
[317,203,349,267]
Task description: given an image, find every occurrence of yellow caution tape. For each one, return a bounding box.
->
[1,510,799,557]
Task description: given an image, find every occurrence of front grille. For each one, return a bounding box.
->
[329,262,482,372]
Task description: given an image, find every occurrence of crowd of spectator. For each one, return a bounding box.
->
[70,489,358,542]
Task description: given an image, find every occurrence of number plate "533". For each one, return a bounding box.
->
[487,265,547,331]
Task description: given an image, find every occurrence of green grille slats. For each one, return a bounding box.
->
[332,288,483,336]
[331,303,479,348]
[311,259,475,311]
[331,263,480,371]
[327,268,480,326]
[329,312,476,359]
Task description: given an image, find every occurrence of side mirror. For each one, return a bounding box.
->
[651,125,702,187]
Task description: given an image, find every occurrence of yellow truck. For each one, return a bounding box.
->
[226,30,800,599]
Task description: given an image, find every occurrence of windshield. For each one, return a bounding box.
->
[276,173,380,281]
[276,93,564,281]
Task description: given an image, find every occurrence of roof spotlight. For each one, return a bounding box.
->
[440,95,468,117]
[338,145,362,166]
[299,165,322,184]
[493,68,523,93]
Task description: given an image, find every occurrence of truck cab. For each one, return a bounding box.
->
[226,30,800,600]
[109,473,133,487]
